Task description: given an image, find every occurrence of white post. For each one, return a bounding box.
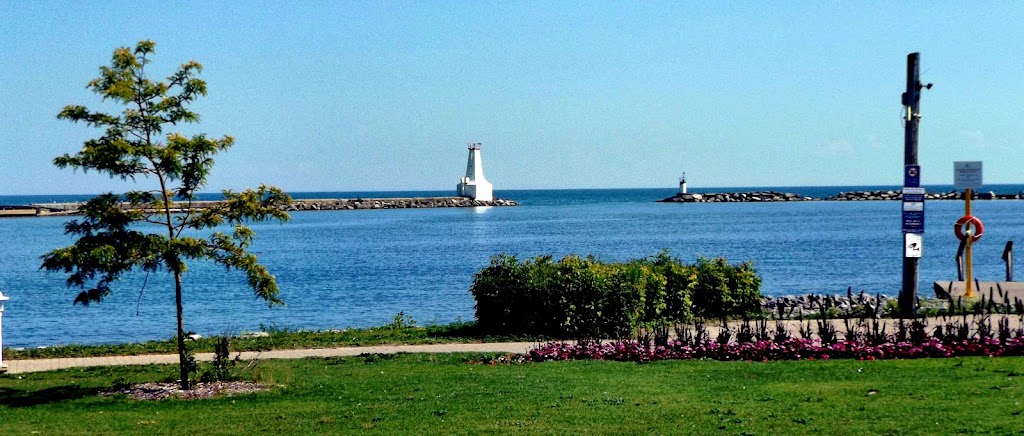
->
[0,291,8,372]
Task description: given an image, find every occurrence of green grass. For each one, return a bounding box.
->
[6,321,539,360]
[2,354,1022,434]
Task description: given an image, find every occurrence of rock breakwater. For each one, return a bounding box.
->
[827,190,1023,201]
[284,197,517,211]
[658,191,813,203]
[660,190,1024,203]
[7,197,518,218]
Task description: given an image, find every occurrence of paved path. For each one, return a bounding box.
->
[2,342,538,374]
[5,314,1021,374]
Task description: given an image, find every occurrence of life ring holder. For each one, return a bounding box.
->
[954,215,984,242]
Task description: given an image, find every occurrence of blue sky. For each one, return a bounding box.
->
[2,1,1022,195]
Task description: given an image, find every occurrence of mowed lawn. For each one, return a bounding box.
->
[1,354,1022,434]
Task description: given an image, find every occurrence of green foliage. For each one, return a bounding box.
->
[200,336,240,383]
[40,40,292,390]
[387,312,418,329]
[691,257,763,319]
[466,254,528,333]
[470,251,763,340]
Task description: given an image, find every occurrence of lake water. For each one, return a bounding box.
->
[2,186,1023,348]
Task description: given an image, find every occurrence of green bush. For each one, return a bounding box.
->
[469,252,762,339]
[691,258,762,319]
[469,254,528,334]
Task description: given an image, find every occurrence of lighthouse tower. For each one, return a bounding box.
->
[679,172,687,194]
[456,142,493,202]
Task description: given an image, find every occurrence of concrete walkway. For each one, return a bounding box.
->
[2,342,538,374]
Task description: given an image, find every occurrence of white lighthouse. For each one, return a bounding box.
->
[456,142,493,202]
[679,172,687,194]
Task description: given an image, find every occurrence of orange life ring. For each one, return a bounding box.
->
[954,215,984,242]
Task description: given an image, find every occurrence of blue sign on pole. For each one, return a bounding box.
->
[902,186,925,233]
[902,211,925,233]
[904,165,921,188]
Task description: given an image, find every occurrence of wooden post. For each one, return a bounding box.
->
[900,53,922,318]
[1003,241,1014,281]
[956,238,967,281]
[964,188,975,298]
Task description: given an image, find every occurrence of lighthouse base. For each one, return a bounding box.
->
[457,179,493,202]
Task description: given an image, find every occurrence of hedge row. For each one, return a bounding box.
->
[469,252,762,340]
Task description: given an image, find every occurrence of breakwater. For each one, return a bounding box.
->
[658,191,814,203]
[1,197,518,217]
[660,189,1024,203]
[283,197,517,211]
[829,190,1022,201]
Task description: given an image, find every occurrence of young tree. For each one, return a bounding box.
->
[41,40,292,389]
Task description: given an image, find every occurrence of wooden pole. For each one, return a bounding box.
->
[965,188,975,298]
[956,238,967,281]
[1003,241,1014,281]
[900,53,921,318]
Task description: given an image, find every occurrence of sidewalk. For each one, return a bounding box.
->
[2,342,537,374]
[6,314,1021,374]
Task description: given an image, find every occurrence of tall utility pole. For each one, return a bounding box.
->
[900,52,927,318]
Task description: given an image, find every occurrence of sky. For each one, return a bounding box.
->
[2,1,1023,195]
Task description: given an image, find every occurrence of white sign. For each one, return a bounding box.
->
[954,161,983,189]
[904,233,923,258]
[903,201,924,212]
[902,187,925,195]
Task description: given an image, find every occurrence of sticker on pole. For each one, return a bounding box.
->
[904,165,921,188]
[954,161,983,189]
[905,233,923,258]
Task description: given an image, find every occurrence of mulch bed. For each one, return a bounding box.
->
[101,381,269,401]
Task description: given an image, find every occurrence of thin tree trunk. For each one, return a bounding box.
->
[175,270,189,390]
[155,173,189,389]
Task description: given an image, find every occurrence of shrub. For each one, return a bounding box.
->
[470,252,762,339]
[652,253,695,325]
[555,256,621,340]
[469,254,529,334]
[691,258,762,319]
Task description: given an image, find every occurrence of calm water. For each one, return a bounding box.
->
[2,186,1024,348]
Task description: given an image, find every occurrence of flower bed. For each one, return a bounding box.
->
[526,336,1024,363]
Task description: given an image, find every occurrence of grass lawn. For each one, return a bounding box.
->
[1,354,1022,434]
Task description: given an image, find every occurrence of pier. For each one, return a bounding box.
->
[0,205,76,217]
